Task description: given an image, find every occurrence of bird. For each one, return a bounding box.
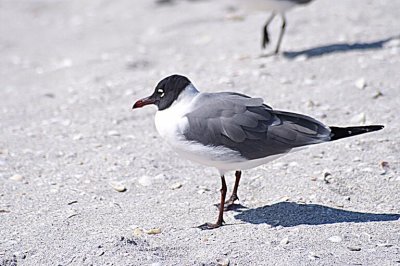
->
[233,0,314,54]
[132,74,384,230]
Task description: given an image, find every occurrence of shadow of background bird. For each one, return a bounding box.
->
[234,202,400,227]
[283,35,400,59]
[154,0,400,58]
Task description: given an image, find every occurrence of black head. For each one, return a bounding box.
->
[132,74,191,111]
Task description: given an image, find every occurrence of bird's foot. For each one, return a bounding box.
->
[224,194,239,210]
[259,51,279,58]
[214,195,239,211]
[197,221,224,230]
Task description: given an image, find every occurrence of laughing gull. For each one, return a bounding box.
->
[132,74,383,229]
[233,0,314,54]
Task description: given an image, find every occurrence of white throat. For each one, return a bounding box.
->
[154,84,199,144]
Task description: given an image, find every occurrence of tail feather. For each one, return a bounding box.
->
[329,125,384,141]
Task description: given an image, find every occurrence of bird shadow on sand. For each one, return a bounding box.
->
[282,35,400,59]
[234,202,400,227]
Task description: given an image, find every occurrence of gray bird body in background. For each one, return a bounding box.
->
[234,0,312,12]
[155,0,314,54]
[233,0,314,54]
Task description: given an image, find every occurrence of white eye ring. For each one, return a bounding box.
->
[157,89,165,98]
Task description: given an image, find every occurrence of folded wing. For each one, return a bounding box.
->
[184,92,331,160]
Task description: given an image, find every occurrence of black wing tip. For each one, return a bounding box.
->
[329,125,384,141]
[360,125,385,132]
[372,125,385,130]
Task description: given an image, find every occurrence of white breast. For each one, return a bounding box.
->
[154,104,189,143]
[154,84,198,144]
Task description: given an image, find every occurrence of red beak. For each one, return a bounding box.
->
[132,96,155,109]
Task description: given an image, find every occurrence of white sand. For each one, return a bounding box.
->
[1,0,399,265]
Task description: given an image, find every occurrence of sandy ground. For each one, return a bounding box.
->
[1,0,400,265]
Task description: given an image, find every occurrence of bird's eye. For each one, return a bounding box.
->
[157,89,165,98]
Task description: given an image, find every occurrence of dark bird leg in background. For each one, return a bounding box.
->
[274,13,287,54]
[262,13,276,49]
[198,175,227,230]
[224,171,241,210]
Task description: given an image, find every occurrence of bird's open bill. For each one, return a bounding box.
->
[132,96,155,109]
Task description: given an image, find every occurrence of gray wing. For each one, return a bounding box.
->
[184,92,331,160]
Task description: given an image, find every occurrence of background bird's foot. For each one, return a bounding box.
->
[259,51,279,58]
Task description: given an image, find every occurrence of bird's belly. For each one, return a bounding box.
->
[172,141,245,166]
[171,140,287,174]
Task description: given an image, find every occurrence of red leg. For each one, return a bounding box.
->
[198,176,227,230]
[225,171,241,209]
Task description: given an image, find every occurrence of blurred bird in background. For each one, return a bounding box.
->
[232,0,315,54]
[155,0,315,55]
